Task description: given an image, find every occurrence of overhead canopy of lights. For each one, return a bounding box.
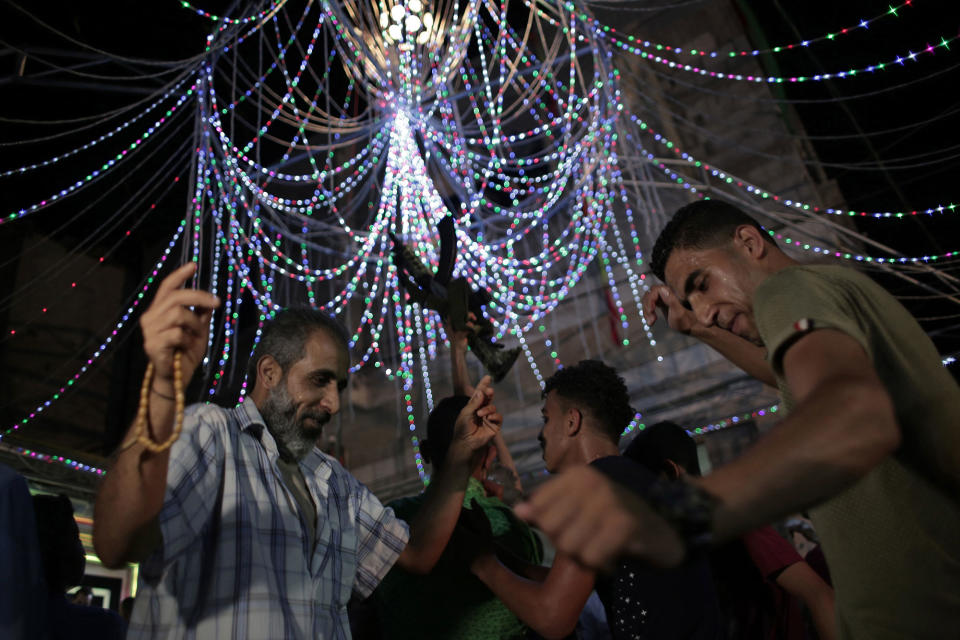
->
[3,0,958,479]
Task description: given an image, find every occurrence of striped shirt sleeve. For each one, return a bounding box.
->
[157,405,226,564]
[351,479,410,598]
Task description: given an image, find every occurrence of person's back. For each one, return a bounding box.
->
[754,263,960,636]
[376,480,542,639]
[374,396,542,640]
[0,464,48,640]
[590,455,723,640]
[33,494,125,640]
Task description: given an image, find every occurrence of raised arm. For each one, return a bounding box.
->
[93,263,219,568]
[394,376,502,573]
[490,431,524,498]
[446,313,524,496]
[471,551,595,640]
[642,285,776,387]
[446,312,475,396]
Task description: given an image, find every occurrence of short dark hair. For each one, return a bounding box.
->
[623,421,701,476]
[246,307,350,388]
[542,360,634,443]
[421,395,471,469]
[650,200,772,282]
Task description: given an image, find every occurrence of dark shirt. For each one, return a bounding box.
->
[711,526,806,640]
[0,464,48,640]
[590,456,723,640]
[46,595,125,640]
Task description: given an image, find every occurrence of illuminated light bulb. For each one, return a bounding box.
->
[423,12,433,29]
[416,30,429,44]
[379,12,389,29]
[405,14,421,32]
[409,0,422,13]
[388,24,403,41]
[390,4,406,22]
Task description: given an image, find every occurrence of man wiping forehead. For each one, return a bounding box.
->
[516,200,960,640]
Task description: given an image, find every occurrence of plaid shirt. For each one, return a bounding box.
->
[128,400,409,640]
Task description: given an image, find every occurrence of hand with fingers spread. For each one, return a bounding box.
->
[139,262,221,396]
[641,284,698,335]
[514,465,685,572]
[449,375,502,462]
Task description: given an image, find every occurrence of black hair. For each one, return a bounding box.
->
[623,421,701,477]
[542,360,634,443]
[650,200,773,282]
[246,307,350,389]
[420,395,471,470]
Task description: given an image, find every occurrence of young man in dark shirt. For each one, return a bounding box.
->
[471,360,722,640]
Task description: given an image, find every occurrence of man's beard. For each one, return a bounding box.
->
[260,382,330,461]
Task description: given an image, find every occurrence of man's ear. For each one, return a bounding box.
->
[733,224,768,260]
[257,355,282,390]
[566,406,583,436]
[665,459,684,480]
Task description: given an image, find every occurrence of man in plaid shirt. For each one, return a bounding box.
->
[93,263,503,639]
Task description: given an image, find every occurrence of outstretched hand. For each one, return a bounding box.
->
[450,375,502,460]
[641,284,698,335]
[139,262,220,388]
[514,466,685,571]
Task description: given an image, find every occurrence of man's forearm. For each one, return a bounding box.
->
[399,458,471,573]
[492,433,523,494]
[691,326,776,387]
[697,377,898,541]
[450,343,471,396]
[472,553,589,639]
[93,387,177,567]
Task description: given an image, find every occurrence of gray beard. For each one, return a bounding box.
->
[260,382,330,461]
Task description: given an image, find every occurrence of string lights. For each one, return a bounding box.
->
[3,0,958,482]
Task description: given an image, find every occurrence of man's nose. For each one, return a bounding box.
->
[321,382,340,415]
[692,299,716,328]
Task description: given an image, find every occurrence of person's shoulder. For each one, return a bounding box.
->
[761,264,869,292]
[590,455,657,493]
[184,401,231,421]
[55,601,126,640]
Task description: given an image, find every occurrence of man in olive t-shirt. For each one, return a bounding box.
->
[510,200,960,640]
[752,263,960,637]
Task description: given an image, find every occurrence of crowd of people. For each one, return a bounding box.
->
[2,200,958,639]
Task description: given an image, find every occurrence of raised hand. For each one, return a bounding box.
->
[444,311,478,352]
[514,465,685,571]
[641,284,698,335]
[450,375,502,459]
[139,262,220,391]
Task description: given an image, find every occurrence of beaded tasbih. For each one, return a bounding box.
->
[123,351,185,453]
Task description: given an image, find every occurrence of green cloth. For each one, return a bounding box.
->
[754,265,960,640]
[373,477,542,640]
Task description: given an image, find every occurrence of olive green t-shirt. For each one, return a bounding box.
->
[755,265,960,640]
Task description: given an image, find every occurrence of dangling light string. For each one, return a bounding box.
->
[4,85,197,225]
[584,0,915,59]
[179,0,290,25]
[3,219,189,439]
[0,76,196,179]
